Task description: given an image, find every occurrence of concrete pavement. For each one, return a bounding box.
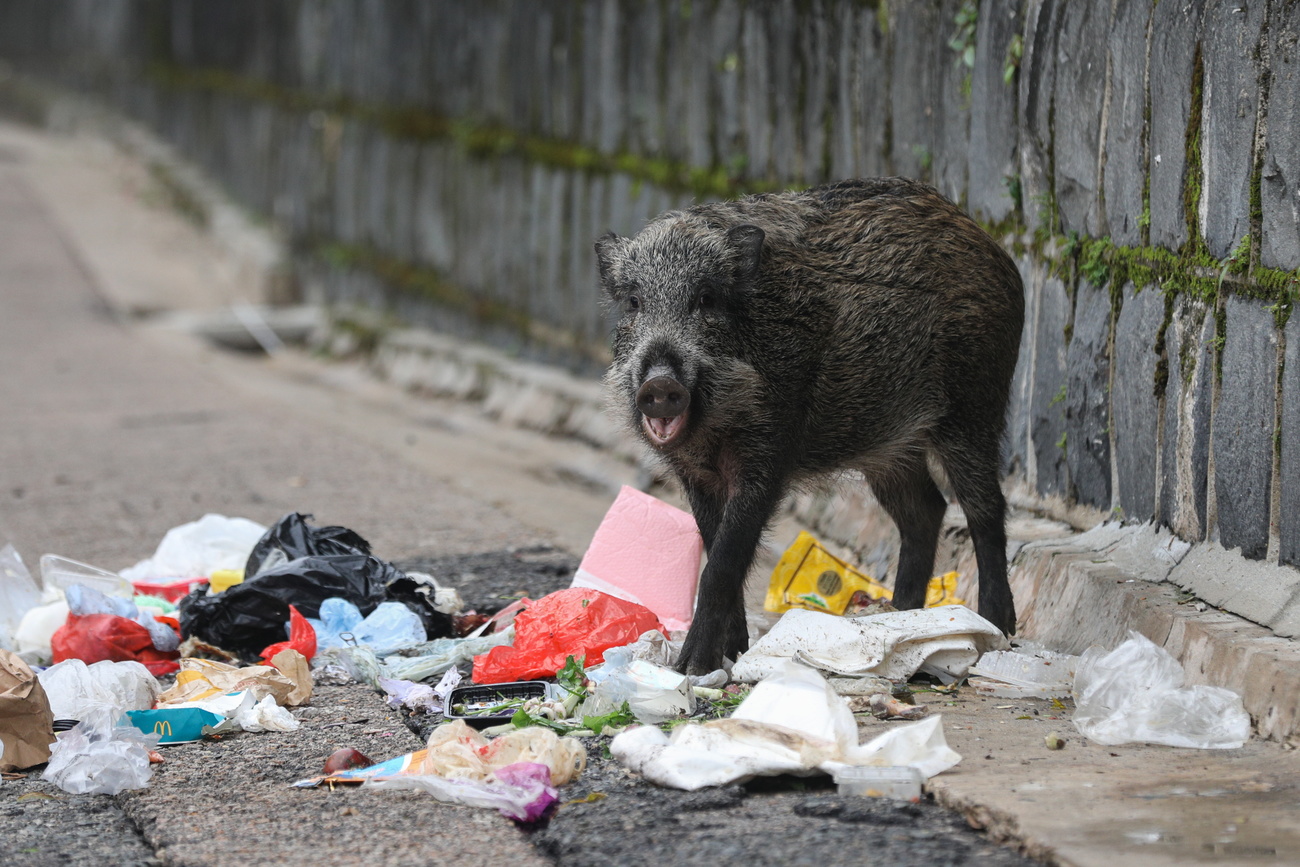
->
[0,118,564,867]
[3,115,1300,866]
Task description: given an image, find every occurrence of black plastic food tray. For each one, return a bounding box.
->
[444,681,548,728]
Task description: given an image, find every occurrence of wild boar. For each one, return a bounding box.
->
[596,178,1024,674]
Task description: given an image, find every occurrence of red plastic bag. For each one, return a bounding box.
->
[473,588,663,683]
[51,613,180,676]
[260,605,317,662]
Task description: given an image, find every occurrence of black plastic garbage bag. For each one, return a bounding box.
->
[244,512,371,577]
[385,574,455,644]
[180,514,454,660]
[180,553,400,660]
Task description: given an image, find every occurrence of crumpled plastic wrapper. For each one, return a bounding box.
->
[37,658,160,721]
[367,761,559,822]
[42,710,160,795]
[417,719,587,785]
[362,720,586,822]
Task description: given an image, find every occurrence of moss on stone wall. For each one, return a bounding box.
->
[148,62,775,203]
[145,50,1299,354]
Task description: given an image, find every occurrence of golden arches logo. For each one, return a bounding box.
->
[153,720,173,737]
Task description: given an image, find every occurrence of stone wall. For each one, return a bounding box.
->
[1,0,1296,579]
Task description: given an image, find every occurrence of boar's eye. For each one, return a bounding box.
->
[696,292,716,313]
[626,295,641,314]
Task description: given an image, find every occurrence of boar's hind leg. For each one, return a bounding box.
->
[934,435,1016,635]
[676,479,783,675]
[870,459,948,612]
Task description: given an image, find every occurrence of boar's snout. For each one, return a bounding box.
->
[636,375,689,417]
[636,373,690,446]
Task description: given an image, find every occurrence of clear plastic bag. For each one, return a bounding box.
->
[969,647,1079,699]
[366,761,558,822]
[582,647,694,724]
[42,709,160,795]
[1072,631,1251,749]
[312,630,515,688]
[37,659,160,722]
[0,545,42,652]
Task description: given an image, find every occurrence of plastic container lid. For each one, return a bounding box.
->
[40,554,135,598]
[833,765,924,800]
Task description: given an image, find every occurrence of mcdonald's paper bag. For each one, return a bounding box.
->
[1,648,56,771]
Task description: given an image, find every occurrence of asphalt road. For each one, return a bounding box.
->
[0,118,1041,866]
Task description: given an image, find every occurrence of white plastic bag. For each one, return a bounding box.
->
[157,689,298,735]
[120,514,266,583]
[1072,632,1251,749]
[610,661,962,790]
[13,595,69,665]
[42,709,160,795]
[0,545,41,652]
[377,672,456,714]
[38,659,160,722]
[731,660,858,750]
[229,693,299,733]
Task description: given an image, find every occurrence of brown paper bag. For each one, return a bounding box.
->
[0,649,56,771]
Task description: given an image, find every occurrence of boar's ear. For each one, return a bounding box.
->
[727,224,765,279]
[594,232,628,286]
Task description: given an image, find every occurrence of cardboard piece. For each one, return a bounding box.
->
[765,531,964,615]
[0,649,56,771]
[572,486,702,632]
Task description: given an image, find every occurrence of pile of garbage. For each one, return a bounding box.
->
[0,485,1254,824]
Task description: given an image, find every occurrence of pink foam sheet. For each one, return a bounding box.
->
[571,486,703,632]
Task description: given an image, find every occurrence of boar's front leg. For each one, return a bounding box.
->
[677,475,784,675]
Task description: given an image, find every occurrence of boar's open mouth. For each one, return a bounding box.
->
[642,411,687,446]
[635,371,691,447]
